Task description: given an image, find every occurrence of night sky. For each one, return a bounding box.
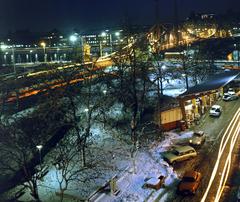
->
[1,0,240,36]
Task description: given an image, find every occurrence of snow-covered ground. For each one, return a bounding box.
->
[16,128,194,202]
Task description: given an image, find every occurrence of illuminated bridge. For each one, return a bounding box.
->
[148,21,238,52]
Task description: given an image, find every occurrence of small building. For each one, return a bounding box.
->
[177,70,240,127]
[154,70,240,131]
[154,107,183,131]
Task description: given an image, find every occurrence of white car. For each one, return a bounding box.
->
[209,105,222,117]
[223,92,238,101]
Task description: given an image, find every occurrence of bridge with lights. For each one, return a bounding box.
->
[148,20,236,53]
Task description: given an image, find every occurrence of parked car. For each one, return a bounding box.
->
[223,92,238,101]
[209,105,222,117]
[177,171,201,195]
[162,146,197,164]
[228,88,235,94]
[189,131,206,146]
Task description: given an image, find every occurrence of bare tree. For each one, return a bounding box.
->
[52,136,86,202]
[0,117,48,201]
[107,36,153,155]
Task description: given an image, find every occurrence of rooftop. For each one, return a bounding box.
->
[179,70,240,98]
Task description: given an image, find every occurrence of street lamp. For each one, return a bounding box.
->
[0,44,7,66]
[1,44,16,74]
[99,32,107,57]
[69,34,78,43]
[115,32,120,37]
[29,50,33,63]
[234,43,239,67]
[36,145,43,170]
[40,42,46,62]
[69,34,84,62]
[103,90,107,95]
[101,32,107,37]
[57,48,60,62]
[11,46,16,75]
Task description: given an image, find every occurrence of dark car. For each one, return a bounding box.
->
[189,131,206,146]
[178,171,201,195]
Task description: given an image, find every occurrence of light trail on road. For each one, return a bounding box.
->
[201,107,240,202]
[214,121,240,202]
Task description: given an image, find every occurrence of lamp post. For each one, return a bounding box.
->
[101,31,119,55]
[12,46,16,75]
[57,48,60,62]
[70,34,84,63]
[103,89,107,95]
[69,35,78,44]
[157,64,166,95]
[0,44,7,66]
[182,49,189,90]
[40,42,46,62]
[1,45,16,76]
[36,145,43,170]
[234,43,239,67]
[114,31,121,52]
[100,32,107,57]
[29,50,33,63]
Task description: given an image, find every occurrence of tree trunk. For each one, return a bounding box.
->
[31,180,41,202]
[131,48,138,146]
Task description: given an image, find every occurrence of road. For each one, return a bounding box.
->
[201,107,240,202]
[167,99,240,202]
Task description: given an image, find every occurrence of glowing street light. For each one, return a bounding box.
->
[0,44,8,66]
[0,44,8,51]
[40,42,47,62]
[103,90,107,95]
[101,32,107,37]
[69,35,78,43]
[99,32,107,57]
[36,145,43,170]
[115,32,120,37]
[40,42,46,48]
[29,50,33,63]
